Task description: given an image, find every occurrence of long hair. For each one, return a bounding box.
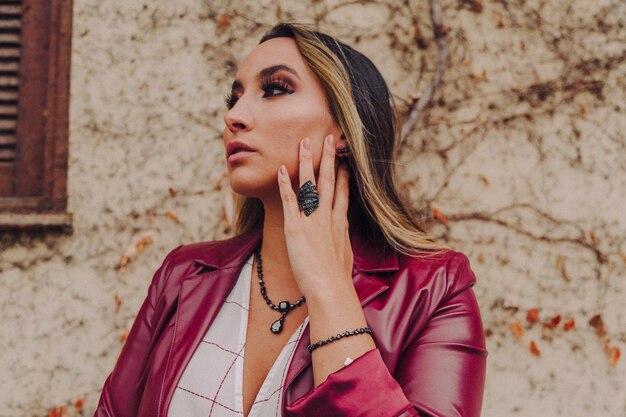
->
[232,22,449,257]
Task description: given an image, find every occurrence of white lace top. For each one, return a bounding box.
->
[167,253,310,417]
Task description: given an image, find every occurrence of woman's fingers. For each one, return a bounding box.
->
[317,134,336,211]
[298,137,316,192]
[332,161,350,224]
[277,165,300,223]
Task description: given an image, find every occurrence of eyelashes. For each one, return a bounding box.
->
[224,78,295,110]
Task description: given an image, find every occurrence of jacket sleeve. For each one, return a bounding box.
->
[284,252,488,417]
[93,245,183,417]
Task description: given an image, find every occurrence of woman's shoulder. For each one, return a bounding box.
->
[150,232,254,291]
[395,248,478,302]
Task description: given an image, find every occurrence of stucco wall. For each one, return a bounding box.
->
[0,0,624,416]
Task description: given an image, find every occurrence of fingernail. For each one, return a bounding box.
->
[302,137,310,150]
[326,135,333,146]
[280,165,287,175]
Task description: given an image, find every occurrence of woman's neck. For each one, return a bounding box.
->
[257,198,302,296]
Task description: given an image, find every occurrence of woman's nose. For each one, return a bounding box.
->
[224,103,252,134]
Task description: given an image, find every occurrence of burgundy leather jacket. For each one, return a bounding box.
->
[93,225,488,417]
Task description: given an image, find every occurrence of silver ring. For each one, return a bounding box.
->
[298,180,319,216]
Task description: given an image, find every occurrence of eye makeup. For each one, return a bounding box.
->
[224,65,299,110]
[224,76,295,109]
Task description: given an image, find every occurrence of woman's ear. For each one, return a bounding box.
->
[336,133,351,158]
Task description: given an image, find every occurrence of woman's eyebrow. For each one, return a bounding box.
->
[230,64,301,92]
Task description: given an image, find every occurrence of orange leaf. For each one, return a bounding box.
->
[432,208,448,224]
[119,330,129,343]
[563,318,575,331]
[135,235,154,253]
[118,255,130,270]
[548,314,561,328]
[165,209,181,224]
[75,397,85,412]
[526,308,540,324]
[608,346,621,367]
[530,340,541,356]
[218,14,231,31]
[509,320,524,339]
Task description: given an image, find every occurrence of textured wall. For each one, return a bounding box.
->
[0,0,624,416]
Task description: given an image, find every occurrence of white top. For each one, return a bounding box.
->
[168,253,310,417]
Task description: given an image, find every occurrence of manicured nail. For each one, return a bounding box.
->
[302,137,310,150]
[280,165,287,175]
[326,135,333,146]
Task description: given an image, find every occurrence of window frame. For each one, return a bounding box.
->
[0,0,73,230]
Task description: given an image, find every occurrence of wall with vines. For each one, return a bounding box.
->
[0,0,623,416]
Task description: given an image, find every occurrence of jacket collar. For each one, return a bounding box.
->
[158,224,399,416]
[190,224,399,274]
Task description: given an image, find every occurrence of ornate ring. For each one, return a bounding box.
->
[298,180,319,216]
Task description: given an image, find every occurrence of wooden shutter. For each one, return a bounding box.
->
[0,1,20,196]
[0,0,73,229]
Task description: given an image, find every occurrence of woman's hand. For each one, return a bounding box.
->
[276,134,354,299]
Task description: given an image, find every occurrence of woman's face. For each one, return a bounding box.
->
[223,37,343,199]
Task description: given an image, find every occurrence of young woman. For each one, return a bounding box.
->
[94,22,488,417]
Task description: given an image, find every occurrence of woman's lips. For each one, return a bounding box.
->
[227,150,255,163]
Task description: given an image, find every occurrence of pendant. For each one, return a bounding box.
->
[277,301,291,313]
[271,316,285,334]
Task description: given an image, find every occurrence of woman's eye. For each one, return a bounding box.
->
[224,93,238,109]
[224,80,294,110]
[262,81,294,98]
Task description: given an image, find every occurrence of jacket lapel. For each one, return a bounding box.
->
[157,229,263,417]
[158,225,399,416]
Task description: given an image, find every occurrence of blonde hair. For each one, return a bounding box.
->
[232,22,449,258]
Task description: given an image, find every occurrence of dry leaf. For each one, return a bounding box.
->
[432,208,448,224]
[75,397,85,412]
[509,320,524,339]
[564,318,575,331]
[114,293,122,314]
[589,231,598,244]
[556,256,570,282]
[589,314,607,337]
[218,14,231,31]
[526,308,540,324]
[118,255,130,270]
[168,187,177,197]
[48,406,68,417]
[547,314,561,329]
[119,330,129,343]
[166,210,181,224]
[530,340,541,356]
[118,231,157,270]
[134,234,154,253]
[470,69,487,81]
[608,346,621,367]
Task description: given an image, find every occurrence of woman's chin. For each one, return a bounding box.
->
[228,175,274,198]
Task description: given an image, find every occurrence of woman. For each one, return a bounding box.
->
[94,22,487,417]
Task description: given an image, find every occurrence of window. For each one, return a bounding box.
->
[0,0,73,229]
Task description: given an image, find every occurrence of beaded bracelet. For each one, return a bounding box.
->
[307,327,374,353]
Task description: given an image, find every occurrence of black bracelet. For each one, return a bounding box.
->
[307,327,374,353]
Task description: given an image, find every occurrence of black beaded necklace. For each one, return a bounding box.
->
[253,245,306,334]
